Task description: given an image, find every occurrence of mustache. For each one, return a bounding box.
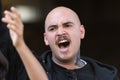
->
[55,34,71,45]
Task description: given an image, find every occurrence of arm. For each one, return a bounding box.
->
[15,38,48,80]
[2,6,48,80]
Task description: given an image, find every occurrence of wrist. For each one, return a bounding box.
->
[15,39,26,50]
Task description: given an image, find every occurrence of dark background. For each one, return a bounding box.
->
[2,0,120,77]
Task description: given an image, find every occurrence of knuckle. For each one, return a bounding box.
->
[17,13,21,18]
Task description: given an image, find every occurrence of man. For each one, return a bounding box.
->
[1,5,118,80]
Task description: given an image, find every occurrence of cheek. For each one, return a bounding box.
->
[70,30,81,45]
[47,34,55,45]
[70,30,81,39]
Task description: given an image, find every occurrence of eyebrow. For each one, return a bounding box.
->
[63,21,74,25]
[47,21,74,30]
[48,25,57,28]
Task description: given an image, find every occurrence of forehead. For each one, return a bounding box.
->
[45,7,80,28]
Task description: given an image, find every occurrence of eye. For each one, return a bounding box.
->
[65,24,72,27]
[49,27,55,31]
[48,25,57,31]
[64,22,73,28]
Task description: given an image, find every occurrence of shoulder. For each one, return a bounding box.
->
[81,56,118,80]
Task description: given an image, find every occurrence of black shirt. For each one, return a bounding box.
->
[51,59,94,80]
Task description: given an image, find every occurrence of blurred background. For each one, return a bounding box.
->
[1,0,120,77]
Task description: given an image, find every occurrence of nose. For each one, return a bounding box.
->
[56,27,66,36]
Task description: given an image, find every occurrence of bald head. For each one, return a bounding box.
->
[44,6,85,65]
[45,6,81,31]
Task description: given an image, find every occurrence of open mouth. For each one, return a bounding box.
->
[58,40,70,48]
[56,34,71,51]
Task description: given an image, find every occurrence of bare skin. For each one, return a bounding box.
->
[2,7,48,80]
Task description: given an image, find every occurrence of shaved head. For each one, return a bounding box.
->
[45,6,81,31]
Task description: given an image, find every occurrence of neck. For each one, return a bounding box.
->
[52,51,86,69]
[75,50,87,68]
[75,50,81,66]
[53,58,78,69]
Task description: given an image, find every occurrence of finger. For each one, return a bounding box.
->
[7,24,16,31]
[7,24,18,34]
[11,7,21,19]
[2,11,20,28]
[5,13,11,19]
[2,12,24,34]
[10,7,22,23]
[4,10,16,19]
[2,17,16,26]
[4,9,20,23]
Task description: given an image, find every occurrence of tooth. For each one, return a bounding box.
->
[59,40,67,43]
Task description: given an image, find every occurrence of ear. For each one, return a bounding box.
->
[80,25,85,39]
[44,33,49,46]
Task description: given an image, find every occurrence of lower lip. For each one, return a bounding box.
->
[59,46,69,53]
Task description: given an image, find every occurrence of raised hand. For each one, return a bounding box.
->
[2,7,48,80]
[2,7,24,48]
